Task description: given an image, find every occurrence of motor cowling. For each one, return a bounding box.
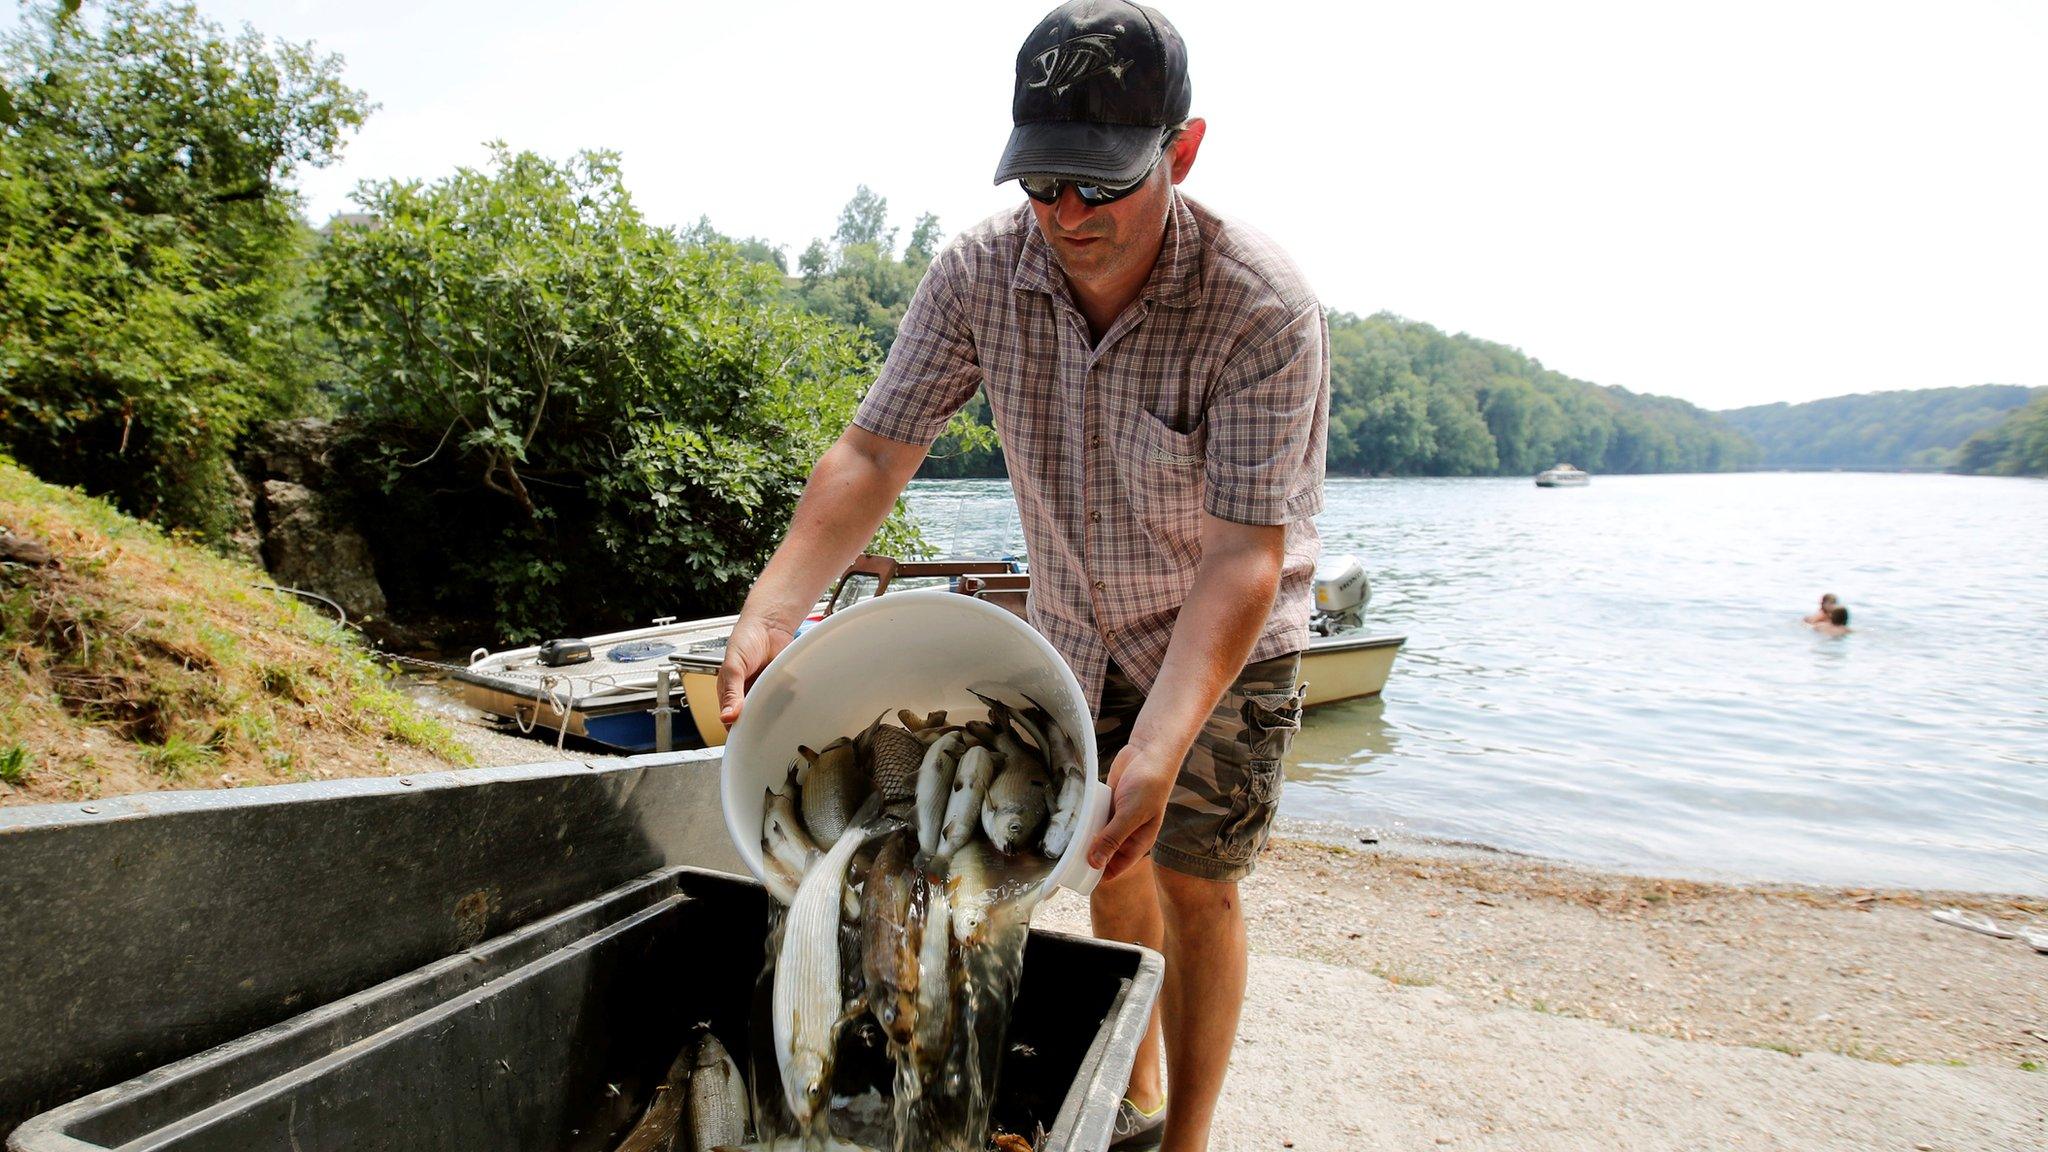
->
[1311,555,1370,634]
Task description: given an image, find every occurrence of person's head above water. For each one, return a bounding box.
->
[1820,592,1839,611]
[1830,605,1850,626]
[994,1,1207,299]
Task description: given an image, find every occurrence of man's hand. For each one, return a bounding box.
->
[716,616,798,727]
[1088,740,1182,880]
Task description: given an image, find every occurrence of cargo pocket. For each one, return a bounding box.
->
[1213,687,1305,864]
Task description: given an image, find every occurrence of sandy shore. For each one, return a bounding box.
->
[1031,829,2048,1152]
[451,724,2048,1150]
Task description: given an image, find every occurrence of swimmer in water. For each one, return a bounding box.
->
[1802,593,1839,625]
[1811,604,1850,636]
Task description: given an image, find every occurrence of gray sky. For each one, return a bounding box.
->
[11,1,2044,409]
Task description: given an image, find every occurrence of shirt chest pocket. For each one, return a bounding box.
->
[1121,408,1207,555]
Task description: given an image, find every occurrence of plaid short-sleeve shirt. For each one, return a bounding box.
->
[854,193,1328,711]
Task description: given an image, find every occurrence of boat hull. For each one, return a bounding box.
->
[1301,632,1405,707]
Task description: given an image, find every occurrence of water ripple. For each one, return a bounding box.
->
[909,473,2048,894]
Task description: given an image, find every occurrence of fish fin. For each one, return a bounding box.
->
[798,745,819,763]
[898,708,925,731]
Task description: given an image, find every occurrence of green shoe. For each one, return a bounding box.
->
[1108,1096,1167,1150]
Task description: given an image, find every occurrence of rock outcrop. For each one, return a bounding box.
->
[244,419,390,625]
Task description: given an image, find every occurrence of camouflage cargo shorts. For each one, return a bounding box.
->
[1093,652,1306,882]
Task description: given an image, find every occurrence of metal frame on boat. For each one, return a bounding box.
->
[455,554,1405,753]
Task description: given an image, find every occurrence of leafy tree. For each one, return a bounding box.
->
[788,188,1001,477]
[905,212,943,264]
[680,216,787,273]
[317,148,918,636]
[833,184,895,250]
[796,186,931,353]
[0,0,369,539]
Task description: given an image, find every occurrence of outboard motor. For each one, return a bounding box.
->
[1311,554,1370,635]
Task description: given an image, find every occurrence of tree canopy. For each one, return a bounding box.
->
[0,0,368,538]
[795,185,941,355]
[317,148,917,635]
[1951,391,2048,477]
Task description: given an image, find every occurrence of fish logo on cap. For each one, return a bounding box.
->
[1027,30,1132,96]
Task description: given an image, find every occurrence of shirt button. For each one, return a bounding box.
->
[1089,510,1101,523]
[1104,629,1115,641]
[1091,434,1101,448]
[1094,580,1106,593]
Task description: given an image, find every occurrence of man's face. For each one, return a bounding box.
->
[1027,161,1175,288]
[1024,121,1203,293]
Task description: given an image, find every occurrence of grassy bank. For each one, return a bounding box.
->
[0,457,470,806]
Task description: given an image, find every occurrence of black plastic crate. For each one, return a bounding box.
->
[10,868,1160,1152]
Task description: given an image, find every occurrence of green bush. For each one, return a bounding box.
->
[317,147,916,637]
[0,1,368,539]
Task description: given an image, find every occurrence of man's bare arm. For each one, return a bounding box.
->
[1088,514,1285,877]
[716,426,929,724]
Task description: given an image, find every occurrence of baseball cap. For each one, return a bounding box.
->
[993,0,1192,187]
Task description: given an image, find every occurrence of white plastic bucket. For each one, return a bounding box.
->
[721,589,1108,902]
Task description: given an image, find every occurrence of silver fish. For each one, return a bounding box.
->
[946,838,1005,946]
[915,730,966,857]
[939,744,998,859]
[761,766,821,906]
[683,1030,749,1152]
[1040,761,1087,859]
[1026,698,1089,859]
[981,754,1051,854]
[909,869,953,1076]
[773,793,882,1128]
[1002,702,1054,765]
[799,737,869,848]
[992,729,1044,779]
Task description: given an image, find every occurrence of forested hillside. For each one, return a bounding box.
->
[1323,313,1752,476]
[1951,392,2048,477]
[908,308,1755,478]
[1718,385,2038,472]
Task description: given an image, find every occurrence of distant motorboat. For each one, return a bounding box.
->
[1535,463,1590,487]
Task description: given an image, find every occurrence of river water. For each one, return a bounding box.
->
[904,473,2048,895]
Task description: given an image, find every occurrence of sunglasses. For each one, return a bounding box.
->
[1018,134,1175,207]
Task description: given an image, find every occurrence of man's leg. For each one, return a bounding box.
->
[1089,663,1168,1115]
[1090,856,1167,1110]
[1140,653,1305,1152]
[1154,868,1248,1152]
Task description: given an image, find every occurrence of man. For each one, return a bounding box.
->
[715,3,1327,1148]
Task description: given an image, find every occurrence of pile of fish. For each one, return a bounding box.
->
[759,691,1086,1150]
[613,1029,749,1152]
